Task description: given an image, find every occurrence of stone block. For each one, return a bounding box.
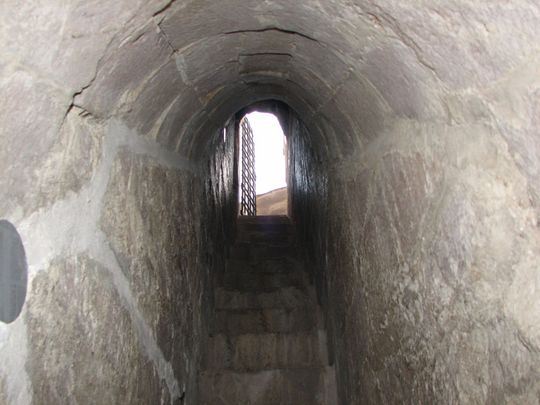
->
[123,60,186,138]
[214,307,320,334]
[77,26,172,118]
[222,271,309,293]
[206,332,328,371]
[100,149,205,370]
[199,366,337,405]
[0,70,71,216]
[215,286,316,310]
[25,254,167,404]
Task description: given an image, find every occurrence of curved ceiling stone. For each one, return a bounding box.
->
[7,0,537,162]
[65,0,439,159]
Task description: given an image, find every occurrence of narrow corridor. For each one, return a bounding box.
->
[1,1,540,404]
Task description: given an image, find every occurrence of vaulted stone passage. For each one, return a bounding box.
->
[1,1,540,404]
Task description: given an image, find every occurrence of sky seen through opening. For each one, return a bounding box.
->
[246,112,287,195]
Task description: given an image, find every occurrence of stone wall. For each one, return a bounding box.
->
[2,1,540,404]
[0,2,239,403]
[290,71,540,404]
[0,112,235,404]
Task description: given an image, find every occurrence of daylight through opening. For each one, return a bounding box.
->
[238,112,288,216]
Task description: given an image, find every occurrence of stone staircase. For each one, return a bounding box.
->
[199,215,337,405]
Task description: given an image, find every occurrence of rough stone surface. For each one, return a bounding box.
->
[0,376,6,405]
[0,76,235,405]
[100,150,202,365]
[201,216,337,404]
[25,255,167,404]
[291,113,540,404]
[215,286,317,310]
[28,109,104,215]
[1,1,540,404]
[0,70,71,217]
[200,367,337,405]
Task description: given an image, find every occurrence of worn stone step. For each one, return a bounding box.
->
[199,366,338,405]
[213,307,321,335]
[222,271,309,292]
[236,224,294,242]
[236,216,293,242]
[237,220,292,233]
[226,256,301,275]
[237,217,292,228]
[205,331,329,371]
[215,286,317,310]
[230,242,296,261]
[237,215,291,224]
[236,231,295,245]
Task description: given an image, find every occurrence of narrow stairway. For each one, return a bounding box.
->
[199,215,338,404]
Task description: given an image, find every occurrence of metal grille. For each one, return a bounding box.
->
[240,117,256,216]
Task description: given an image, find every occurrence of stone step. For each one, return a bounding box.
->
[226,256,301,275]
[236,231,295,245]
[237,215,291,224]
[222,271,309,292]
[236,216,292,232]
[236,225,293,238]
[236,216,293,243]
[213,307,321,335]
[214,286,317,310]
[205,331,329,371]
[199,366,338,405]
[230,242,296,261]
[237,219,292,231]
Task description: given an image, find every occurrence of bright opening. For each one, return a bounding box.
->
[248,112,287,195]
[239,112,288,216]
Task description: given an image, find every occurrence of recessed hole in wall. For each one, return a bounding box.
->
[0,220,28,324]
